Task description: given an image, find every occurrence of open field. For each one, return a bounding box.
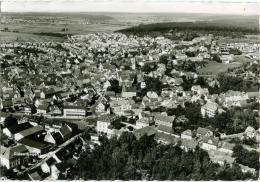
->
[0,12,259,42]
[198,55,252,75]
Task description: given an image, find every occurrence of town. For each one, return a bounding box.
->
[0,32,259,180]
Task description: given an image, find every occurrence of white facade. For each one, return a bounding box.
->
[96,120,113,136]
[63,108,85,118]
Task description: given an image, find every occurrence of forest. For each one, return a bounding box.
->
[63,132,257,180]
[117,21,259,39]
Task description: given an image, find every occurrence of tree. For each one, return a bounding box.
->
[212,54,222,63]
[4,115,18,127]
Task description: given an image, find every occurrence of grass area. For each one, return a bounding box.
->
[0,31,65,42]
[198,62,242,75]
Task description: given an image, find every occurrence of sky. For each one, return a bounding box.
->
[1,0,259,15]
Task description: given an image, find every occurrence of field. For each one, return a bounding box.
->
[198,56,251,75]
[0,12,259,42]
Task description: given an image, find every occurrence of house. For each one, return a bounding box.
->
[201,101,219,118]
[23,105,32,115]
[191,85,209,96]
[0,145,29,169]
[180,138,198,152]
[135,117,154,129]
[200,137,219,151]
[14,125,44,141]
[96,114,120,137]
[121,86,137,98]
[157,124,179,137]
[63,105,86,118]
[28,171,42,180]
[244,126,256,138]
[59,124,73,140]
[239,164,256,174]
[154,114,175,128]
[181,129,193,140]
[208,150,235,165]
[133,126,157,140]
[3,122,33,138]
[220,54,234,64]
[37,104,49,115]
[110,99,133,116]
[196,127,213,138]
[175,115,189,124]
[154,132,180,145]
[44,131,63,145]
[218,141,235,154]
[222,90,249,108]
[95,97,108,114]
[18,138,52,155]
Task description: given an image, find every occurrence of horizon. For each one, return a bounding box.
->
[1,0,259,15]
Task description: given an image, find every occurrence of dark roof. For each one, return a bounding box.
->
[157,124,174,134]
[18,138,51,150]
[60,124,72,138]
[155,132,180,144]
[55,162,69,171]
[134,126,157,138]
[7,122,33,134]
[28,171,42,181]
[63,105,86,110]
[52,132,64,144]
[46,157,57,166]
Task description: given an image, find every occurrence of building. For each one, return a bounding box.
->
[181,129,193,140]
[219,141,235,154]
[180,138,198,152]
[18,138,52,155]
[14,125,44,141]
[0,145,28,169]
[135,117,154,129]
[154,132,179,145]
[37,104,48,115]
[196,127,213,138]
[59,124,73,140]
[201,101,219,118]
[154,114,175,128]
[96,114,120,137]
[3,122,33,138]
[200,137,219,151]
[63,105,86,118]
[133,126,157,140]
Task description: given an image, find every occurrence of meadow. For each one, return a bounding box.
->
[198,55,252,75]
[0,12,259,42]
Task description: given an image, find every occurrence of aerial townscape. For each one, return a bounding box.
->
[0,5,260,182]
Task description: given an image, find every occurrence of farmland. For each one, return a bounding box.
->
[0,12,259,42]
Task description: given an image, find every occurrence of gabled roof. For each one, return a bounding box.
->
[0,145,28,160]
[157,124,174,134]
[46,157,58,166]
[134,126,157,137]
[28,171,42,181]
[155,132,180,144]
[181,138,198,149]
[17,125,44,138]
[220,141,235,150]
[6,122,33,134]
[154,114,175,123]
[197,127,212,136]
[59,124,72,136]
[18,138,51,150]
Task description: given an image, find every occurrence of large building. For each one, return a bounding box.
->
[0,145,28,169]
[201,101,219,118]
[63,105,86,118]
